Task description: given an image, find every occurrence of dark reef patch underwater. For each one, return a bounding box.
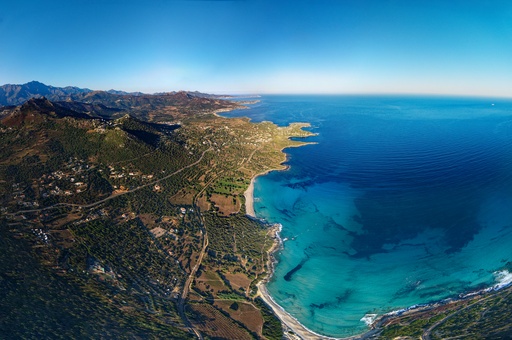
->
[223,95,512,337]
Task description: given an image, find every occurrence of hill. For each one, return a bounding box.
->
[0,81,243,122]
[0,82,236,119]
[0,97,313,339]
[0,81,92,106]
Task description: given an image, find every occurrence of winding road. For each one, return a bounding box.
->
[7,146,213,216]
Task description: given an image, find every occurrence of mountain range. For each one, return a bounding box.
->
[0,81,241,122]
[0,81,231,106]
[0,84,284,339]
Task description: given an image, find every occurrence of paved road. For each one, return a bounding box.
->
[7,141,216,339]
[8,146,212,216]
[176,158,217,339]
[177,229,208,339]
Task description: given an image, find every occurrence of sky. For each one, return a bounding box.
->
[2,0,512,96]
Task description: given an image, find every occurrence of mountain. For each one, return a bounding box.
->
[1,97,92,127]
[0,98,194,339]
[0,96,284,339]
[106,89,144,96]
[0,81,92,106]
[0,81,243,122]
[52,100,125,119]
[154,90,233,99]
[0,81,232,107]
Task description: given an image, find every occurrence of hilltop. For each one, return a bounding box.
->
[0,81,240,121]
[0,81,228,106]
[0,81,93,105]
[0,91,314,339]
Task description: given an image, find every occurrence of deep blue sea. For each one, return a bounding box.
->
[223,95,512,337]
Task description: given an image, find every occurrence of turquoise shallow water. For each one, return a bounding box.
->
[223,95,512,337]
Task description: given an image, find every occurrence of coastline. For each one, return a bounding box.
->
[244,164,336,339]
[256,281,336,340]
[255,226,378,340]
[257,234,512,340]
[243,138,316,218]
[254,224,325,339]
[257,281,345,340]
[245,168,355,339]
[242,146,512,339]
[222,96,512,339]
[243,169,275,218]
[220,99,350,338]
[233,115,331,338]
[244,176,257,217]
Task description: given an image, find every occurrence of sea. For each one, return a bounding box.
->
[222,95,512,338]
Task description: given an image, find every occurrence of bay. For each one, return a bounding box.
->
[223,95,512,337]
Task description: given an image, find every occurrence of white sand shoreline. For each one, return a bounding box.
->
[242,155,343,339]
[255,240,379,340]
[221,103,511,339]
[244,169,276,218]
[244,176,257,217]
[257,281,344,340]
[225,103,341,338]
[246,172,379,339]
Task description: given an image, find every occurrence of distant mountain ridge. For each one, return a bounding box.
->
[0,81,243,122]
[0,81,93,106]
[0,81,230,106]
[0,97,113,126]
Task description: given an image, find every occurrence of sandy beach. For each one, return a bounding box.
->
[253,211,378,340]
[244,167,342,339]
[257,281,342,340]
[244,169,277,218]
[237,121,335,338]
[257,279,380,340]
[244,176,257,217]
[252,224,339,340]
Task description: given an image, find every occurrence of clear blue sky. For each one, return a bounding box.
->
[2,0,512,96]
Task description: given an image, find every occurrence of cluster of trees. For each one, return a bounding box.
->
[0,221,192,339]
[71,218,185,297]
[254,297,284,340]
[0,102,293,339]
[204,213,267,273]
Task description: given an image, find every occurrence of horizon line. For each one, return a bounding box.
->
[3,80,512,100]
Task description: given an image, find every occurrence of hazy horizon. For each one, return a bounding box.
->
[6,80,512,100]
